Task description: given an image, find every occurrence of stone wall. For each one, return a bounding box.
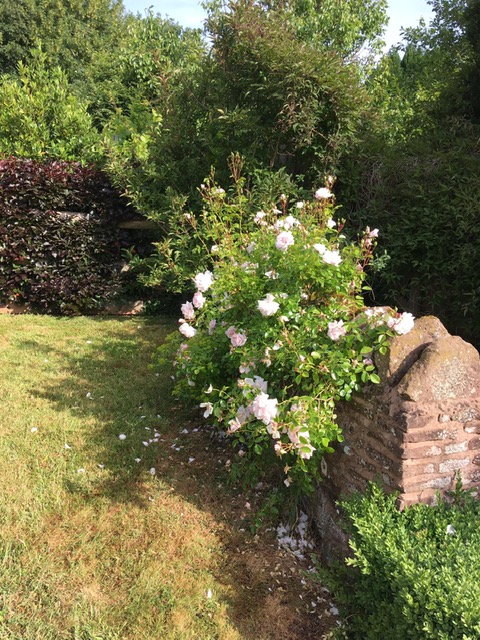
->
[312,315,480,560]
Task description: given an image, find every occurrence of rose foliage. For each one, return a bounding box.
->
[157,187,414,492]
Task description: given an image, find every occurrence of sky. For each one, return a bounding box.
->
[121,0,434,49]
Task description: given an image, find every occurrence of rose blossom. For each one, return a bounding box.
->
[322,249,342,266]
[327,320,347,341]
[327,218,336,228]
[181,301,195,321]
[250,392,278,425]
[265,270,278,279]
[257,293,280,317]
[192,291,205,309]
[179,323,196,338]
[208,319,216,335]
[194,270,214,292]
[275,231,294,251]
[243,376,268,393]
[275,216,300,231]
[225,326,237,338]
[313,243,326,255]
[236,405,251,423]
[314,187,332,199]
[388,312,415,335]
[227,418,242,434]
[267,423,281,439]
[298,443,316,459]
[230,331,247,347]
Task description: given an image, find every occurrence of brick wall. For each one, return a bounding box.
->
[311,315,480,559]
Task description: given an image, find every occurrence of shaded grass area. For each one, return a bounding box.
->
[0,315,334,640]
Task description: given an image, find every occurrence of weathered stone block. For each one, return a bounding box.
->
[376,315,448,385]
[397,336,480,402]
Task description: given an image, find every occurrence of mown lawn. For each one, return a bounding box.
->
[0,315,335,640]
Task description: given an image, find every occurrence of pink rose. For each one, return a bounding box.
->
[257,293,280,317]
[314,187,332,199]
[225,326,237,338]
[250,392,278,425]
[327,320,347,341]
[208,319,216,335]
[179,323,196,338]
[194,270,214,292]
[275,231,294,251]
[388,312,415,335]
[322,249,342,266]
[192,291,205,309]
[230,332,247,347]
[181,301,195,321]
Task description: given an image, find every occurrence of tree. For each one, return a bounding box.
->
[206,0,388,60]
[0,0,37,74]
[0,0,127,81]
[0,49,100,161]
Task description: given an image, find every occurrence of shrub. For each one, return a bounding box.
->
[0,157,131,313]
[327,482,480,639]
[154,183,413,493]
[0,49,101,162]
[338,125,480,347]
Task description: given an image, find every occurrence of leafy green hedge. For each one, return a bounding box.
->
[328,483,480,639]
[0,157,131,313]
[339,135,480,347]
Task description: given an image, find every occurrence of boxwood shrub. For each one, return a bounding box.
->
[327,483,480,639]
[0,157,132,313]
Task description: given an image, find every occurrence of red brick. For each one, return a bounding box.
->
[403,474,454,492]
[402,442,443,460]
[404,426,459,443]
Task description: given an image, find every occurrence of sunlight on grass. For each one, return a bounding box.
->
[0,316,241,640]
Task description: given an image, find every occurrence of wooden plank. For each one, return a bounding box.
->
[117,220,158,230]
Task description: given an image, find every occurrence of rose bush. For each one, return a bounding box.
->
[156,185,413,492]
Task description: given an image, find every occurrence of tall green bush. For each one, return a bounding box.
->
[0,50,101,162]
[339,126,480,346]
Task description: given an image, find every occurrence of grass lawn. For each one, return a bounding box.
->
[0,315,335,640]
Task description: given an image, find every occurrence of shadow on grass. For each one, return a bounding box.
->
[22,316,181,506]
[17,315,324,639]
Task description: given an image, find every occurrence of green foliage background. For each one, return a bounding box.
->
[0,0,479,346]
